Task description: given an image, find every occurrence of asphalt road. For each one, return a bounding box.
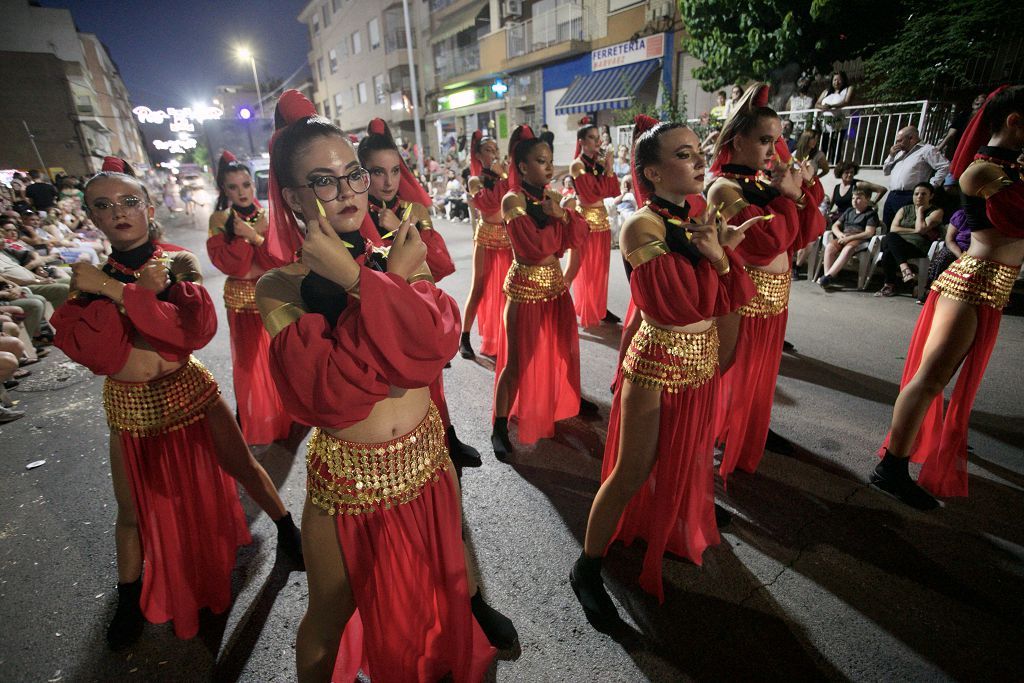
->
[1,202,1022,682]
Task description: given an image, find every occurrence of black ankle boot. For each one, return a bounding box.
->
[714,502,732,528]
[471,591,518,649]
[570,552,620,631]
[459,332,475,360]
[275,512,306,570]
[764,428,795,456]
[107,578,144,650]
[491,417,512,460]
[578,397,600,416]
[870,449,939,511]
[447,425,482,468]
[602,310,621,324]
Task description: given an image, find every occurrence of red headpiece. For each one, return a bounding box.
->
[365,118,432,207]
[470,130,484,177]
[574,116,598,159]
[507,125,535,191]
[266,89,318,265]
[101,156,133,175]
[630,115,660,207]
[219,150,237,164]
[951,85,1009,179]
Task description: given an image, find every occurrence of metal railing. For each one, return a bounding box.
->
[688,100,954,168]
[506,2,593,59]
[434,42,480,81]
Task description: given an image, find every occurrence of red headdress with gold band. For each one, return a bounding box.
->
[219,150,237,165]
[951,85,1010,179]
[469,130,485,177]
[507,124,536,192]
[630,115,660,207]
[366,118,432,207]
[265,89,317,264]
[574,115,596,159]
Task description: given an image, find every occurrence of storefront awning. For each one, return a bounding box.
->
[553,60,660,116]
[431,3,485,44]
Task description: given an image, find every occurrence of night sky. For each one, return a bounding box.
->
[41,0,311,110]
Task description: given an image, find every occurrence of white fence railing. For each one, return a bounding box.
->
[506,2,594,59]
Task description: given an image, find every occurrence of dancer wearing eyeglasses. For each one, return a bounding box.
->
[51,157,303,649]
[206,150,293,444]
[256,91,510,682]
[572,116,757,628]
[355,118,482,470]
[491,125,593,457]
[459,130,512,360]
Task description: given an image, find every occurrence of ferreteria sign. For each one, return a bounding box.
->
[591,34,665,71]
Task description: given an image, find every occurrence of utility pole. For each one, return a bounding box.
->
[23,121,50,180]
[401,0,424,175]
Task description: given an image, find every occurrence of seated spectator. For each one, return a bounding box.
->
[818,189,879,288]
[9,178,32,214]
[0,276,52,343]
[59,177,84,204]
[0,347,25,422]
[875,183,943,297]
[560,175,576,200]
[795,128,830,178]
[444,170,469,222]
[0,252,70,308]
[881,125,949,226]
[782,120,798,153]
[24,170,59,212]
[17,211,56,253]
[611,177,637,245]
[919,207,970,304]
[42,214,98,265]
[824,162,887,222]
[3,233,70,282]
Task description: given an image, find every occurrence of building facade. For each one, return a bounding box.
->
[299,0,434,146]
[0,0,147,176]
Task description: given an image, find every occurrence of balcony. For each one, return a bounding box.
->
[434,43,480,83]
[506,2,593,59]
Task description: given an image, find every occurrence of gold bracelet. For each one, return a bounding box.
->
[100,278,111,292]
[711,253,730,276]
[342,272,361,293]
[251,234,266,246]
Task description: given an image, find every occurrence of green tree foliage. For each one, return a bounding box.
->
[861,0,1024,101]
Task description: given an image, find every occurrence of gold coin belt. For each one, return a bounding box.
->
[580,205,611,232]
[223,277,259,312]
[621,321,719,393]
[503,261,568,303]
[474,218,512,250]
[738,266,791,318]
[103,357,219,436]
[932,254,1018,309]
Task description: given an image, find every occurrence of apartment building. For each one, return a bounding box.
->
[0,0,147,175]
[299,0,433,142]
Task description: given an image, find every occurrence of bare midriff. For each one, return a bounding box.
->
[967,230,1024,267]
[749,251,791,275]
[110,345,187,383]
[639,312,714,335]
[324,386,432,443]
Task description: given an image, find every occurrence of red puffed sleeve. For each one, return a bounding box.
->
[469,179,507,215]
[574,172,620,204]
[121,281,218,359]
[731,197,801,267]
[562,207,589,251]
[794,179,826,250]
[630,249,754,326]
[987,182,1024,238]
[420,228,455,282]
[51,298,133,376]
[206,232,255,277]
[266,267,460,429]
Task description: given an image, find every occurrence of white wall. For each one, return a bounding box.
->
[544,87,578,168]
[0,0,85,65]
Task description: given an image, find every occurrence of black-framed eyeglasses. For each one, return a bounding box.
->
[303,168,371,202]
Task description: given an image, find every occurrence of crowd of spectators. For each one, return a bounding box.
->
[0,170,109,424]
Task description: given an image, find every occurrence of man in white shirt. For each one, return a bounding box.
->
[881,126,949,226]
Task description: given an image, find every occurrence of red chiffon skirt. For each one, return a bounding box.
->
[878,290,1004,497]
[717,309,788,480]
[478,247,513,357]
[227,309,291,444]
[430,372,451,429]
[573,229,612,327]
[119,418,251,639]
[494,290,581,444]
[601,371,722,601]
[331,472,495,682]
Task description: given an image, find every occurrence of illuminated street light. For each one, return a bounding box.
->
[235,45,264,119]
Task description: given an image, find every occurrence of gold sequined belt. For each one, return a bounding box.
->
[503,261,567,303]
[737,266,791,318]
[306,402,449,516]
[103,356,220,436]
[621,321,719,393]
[474,218,512,250]
[223,277,258,312]
[580,204,610,232]
[932,254,1018,309]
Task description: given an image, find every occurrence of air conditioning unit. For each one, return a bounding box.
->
[503,0,523,19]
[645,0,673,23]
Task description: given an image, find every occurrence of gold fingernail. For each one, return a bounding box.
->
[341,240,355,248]
[401,203,414,224]
[315,198,327,218]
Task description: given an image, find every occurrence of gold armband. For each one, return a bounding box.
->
[418,216,433,231]
[264,302,306,338]
[407,263,435,284]
[625,240,669,268]
[503,205,527,222]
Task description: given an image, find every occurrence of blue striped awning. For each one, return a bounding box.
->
[554,60,660,116]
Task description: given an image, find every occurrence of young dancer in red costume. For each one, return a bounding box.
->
[571,116,758,628]
[491,125,596,457]
[355,118,480,469]
[707,83,825,480]
[52,157,302,648]
[565,118,623,327]
[460,130,512,360]
[872,85,1024,508]
[256,91,512,682]
[206,150,292,444]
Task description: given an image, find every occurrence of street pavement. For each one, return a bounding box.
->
[1,202,1022,682]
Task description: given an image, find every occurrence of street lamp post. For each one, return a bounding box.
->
[237,47,265,119]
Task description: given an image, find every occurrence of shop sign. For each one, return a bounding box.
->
[591,34,665,71]
[437,87,491,111]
